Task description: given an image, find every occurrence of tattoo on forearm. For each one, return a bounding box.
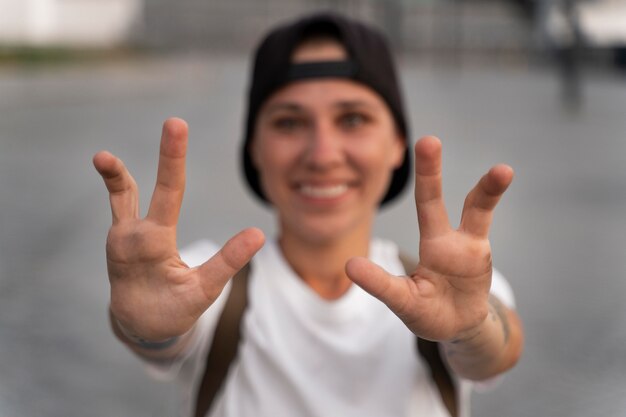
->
[445,329,483,358]
[489,294,510,344]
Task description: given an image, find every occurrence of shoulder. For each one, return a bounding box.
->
[490,268,516,309]
[180,239,220,267]
[370,238,407,276]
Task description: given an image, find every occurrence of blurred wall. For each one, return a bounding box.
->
[140,0,534,56]
[0,0,143,47]
[0,0,538,62]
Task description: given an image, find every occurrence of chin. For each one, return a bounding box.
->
[284,210,373,246]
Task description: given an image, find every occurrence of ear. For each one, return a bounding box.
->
[390,134,407,169]
[248,136,261,169]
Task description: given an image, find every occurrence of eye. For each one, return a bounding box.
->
[272,116,307,132]
[338,112,370,130]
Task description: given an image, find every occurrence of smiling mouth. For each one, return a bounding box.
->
[298,184,349,199]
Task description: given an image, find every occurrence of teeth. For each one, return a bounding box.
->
[300,184,348,198]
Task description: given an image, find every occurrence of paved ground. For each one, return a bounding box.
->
[1,53,625,417]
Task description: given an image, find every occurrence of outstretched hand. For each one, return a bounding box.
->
[93,118,264,341]
[346,136,513,342]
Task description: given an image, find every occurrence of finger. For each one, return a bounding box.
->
[197,227,266,293]
[460,164,514,238]
[413,136,450,238]
[93,151,139,222]
[346,257,414,316]
[147,118,189,226]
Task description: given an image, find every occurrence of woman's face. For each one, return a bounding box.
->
[250,39,406,244]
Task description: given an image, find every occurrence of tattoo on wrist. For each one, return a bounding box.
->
[450,329,482,345]
[444,329,482,358]
[115,318,180,350]
[488,294,510,344]
[130,335,180,350]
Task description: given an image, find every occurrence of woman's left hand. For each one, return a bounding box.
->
[346,136,513,342]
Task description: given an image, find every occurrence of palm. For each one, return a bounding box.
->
[105,219,201,340]
[347,136,513,342]
[94,118,264,341]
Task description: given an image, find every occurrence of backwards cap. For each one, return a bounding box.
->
[241,12,411,206]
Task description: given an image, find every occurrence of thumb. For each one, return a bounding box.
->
[197,227,265,295]
[346,257,413,314]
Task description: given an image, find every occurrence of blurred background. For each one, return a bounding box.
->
[1,0,625,416]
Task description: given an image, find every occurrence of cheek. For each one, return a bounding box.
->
[255,139,298,174]
[352,137,403,172]
[252,138,298,199]
[349,139,403,195]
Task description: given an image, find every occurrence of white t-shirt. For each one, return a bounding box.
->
[147,238,515,417]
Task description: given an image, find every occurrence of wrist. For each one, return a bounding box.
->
[116,320,180,350]
[109,309,181,351]
[445,294,509,347]
[441,296,523,380]
[444,317,488,348]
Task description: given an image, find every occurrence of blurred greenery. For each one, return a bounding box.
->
[0,46,140,67]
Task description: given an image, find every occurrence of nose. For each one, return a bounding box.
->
[303,121,343,170]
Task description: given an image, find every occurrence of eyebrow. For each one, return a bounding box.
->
[263,103,305,115]
[264,99,377,116]
[332,100,377,111]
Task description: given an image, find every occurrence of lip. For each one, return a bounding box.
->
[299,183,348,198]
[293,180,355,203]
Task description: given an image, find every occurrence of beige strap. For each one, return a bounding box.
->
[194,264,250,417]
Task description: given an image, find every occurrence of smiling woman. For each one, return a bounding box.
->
[93,12,523,417]
[251,76,405,250]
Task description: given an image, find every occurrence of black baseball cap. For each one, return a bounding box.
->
[241,12,411,206]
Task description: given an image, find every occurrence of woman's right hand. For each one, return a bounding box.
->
[93,118,265,342]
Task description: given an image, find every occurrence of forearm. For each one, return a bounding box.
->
[109,308,197,362]
[441,295,523,381]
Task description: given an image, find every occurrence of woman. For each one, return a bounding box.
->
[93,12,523,417]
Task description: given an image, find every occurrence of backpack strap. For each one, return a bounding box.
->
[399,253,459,417]
[194,256,459,417]
[194,263,250,417]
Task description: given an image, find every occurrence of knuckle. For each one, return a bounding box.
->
[106,221,169,262]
